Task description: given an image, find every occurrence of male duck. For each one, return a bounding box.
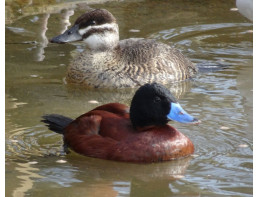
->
[42,83,199,162]
[50,9,198,88]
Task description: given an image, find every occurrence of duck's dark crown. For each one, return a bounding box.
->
[130,83,177,128]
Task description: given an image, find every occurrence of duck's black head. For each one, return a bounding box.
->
[130,83,199,128]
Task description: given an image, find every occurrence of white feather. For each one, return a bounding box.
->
[78,23,118,36]
[79,23,119,50]
[84,31,119,50]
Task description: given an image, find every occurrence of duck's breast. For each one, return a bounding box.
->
[109,125,194,162]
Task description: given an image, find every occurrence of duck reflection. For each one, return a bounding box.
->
[46,155,193,196]
[11,162,44,197]
[65,79,193,103]
[9,155,194,196]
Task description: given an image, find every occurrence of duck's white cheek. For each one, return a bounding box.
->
[84,34,102,48]
[83,32,119,50]
[78,26,92,35]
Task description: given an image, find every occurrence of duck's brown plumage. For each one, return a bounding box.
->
[67,38,197,88]
[42,83,198,162]
[50,9,198,88]
[63,103,194,162]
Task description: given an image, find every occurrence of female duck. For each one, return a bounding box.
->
[50,9,197,88]
[42,83,199,162]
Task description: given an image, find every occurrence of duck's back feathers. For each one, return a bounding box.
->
[67,39,197,88]
[118,38,197,81]
[89,103,129,117]
[64,114,117,159]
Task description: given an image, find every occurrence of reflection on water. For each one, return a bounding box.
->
[8,155,193,196]
[6,0,252,196]
[34,13,49,62]
[12,162,44,197]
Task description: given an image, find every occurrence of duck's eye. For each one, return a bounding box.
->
[90,20,96,25]
[154,96,161,103]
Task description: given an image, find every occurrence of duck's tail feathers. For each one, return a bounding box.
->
[42,114,73,134]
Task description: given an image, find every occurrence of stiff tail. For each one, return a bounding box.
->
[42,114,73,134]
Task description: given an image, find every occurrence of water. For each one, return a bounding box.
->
[5,0,252,196]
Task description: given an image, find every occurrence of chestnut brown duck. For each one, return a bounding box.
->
[42,83,199,162]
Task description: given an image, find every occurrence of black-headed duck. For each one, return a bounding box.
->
[42,83,199,162]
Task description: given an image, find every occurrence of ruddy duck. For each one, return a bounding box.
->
[42,83,199,162]
[51,9,198,88]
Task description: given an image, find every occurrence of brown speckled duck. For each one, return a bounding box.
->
[50,9,197,88]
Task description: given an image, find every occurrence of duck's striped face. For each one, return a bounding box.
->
[50,9,119,50]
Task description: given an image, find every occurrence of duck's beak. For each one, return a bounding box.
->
[167,103,200,124]
[50,24,82,44]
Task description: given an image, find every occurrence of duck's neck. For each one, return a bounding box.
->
[136,125,158,132]
[82,23,119,51]
[135,124,172,132]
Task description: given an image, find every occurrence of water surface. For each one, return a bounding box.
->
[6,0,252,196]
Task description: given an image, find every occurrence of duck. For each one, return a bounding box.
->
[50,9,198,88]
[42,83,199,162]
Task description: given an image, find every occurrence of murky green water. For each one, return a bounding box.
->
[6,0,252,196]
